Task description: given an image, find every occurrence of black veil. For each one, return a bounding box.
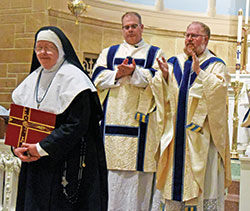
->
[30,26,86,73]
[30,26,103,121]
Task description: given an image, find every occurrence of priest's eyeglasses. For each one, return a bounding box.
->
[35,45,58,54]
[184,33,206,39]
[122,24,140,30]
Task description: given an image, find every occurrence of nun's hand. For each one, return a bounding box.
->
[21,143,41,160]
[14,146,39,162]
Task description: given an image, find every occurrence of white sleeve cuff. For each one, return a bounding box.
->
[197,69,206,81]
[130,67,148,87]
[36,143,49,157]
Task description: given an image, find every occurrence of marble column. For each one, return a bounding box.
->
[207,0,216,17]
[155,0,164,11]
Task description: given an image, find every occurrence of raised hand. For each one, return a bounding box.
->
[157,57,169,81]
[186,46,201,75]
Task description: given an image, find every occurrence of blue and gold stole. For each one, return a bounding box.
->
[167,55,225,202]
[93,44,159,171]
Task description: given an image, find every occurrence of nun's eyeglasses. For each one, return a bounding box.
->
[35,46,57,54]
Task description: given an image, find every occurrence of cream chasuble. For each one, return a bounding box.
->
[92,40,165,172]
[149,49,231,210]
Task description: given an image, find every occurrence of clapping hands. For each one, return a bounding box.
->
[116,58,136,79]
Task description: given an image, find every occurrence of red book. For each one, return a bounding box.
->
[5,104,56,147]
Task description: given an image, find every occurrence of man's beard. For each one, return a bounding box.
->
[184,43,196,56]
[184,43,206,56]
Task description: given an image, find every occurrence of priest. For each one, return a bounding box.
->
[151,21,232,211]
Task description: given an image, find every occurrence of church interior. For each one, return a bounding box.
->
[0,0,250,210]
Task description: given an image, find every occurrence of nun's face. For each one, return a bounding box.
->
[35,40,59,70]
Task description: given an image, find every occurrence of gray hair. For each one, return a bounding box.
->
[187,21,211,40]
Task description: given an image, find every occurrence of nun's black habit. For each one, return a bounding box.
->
[14,26,108,211]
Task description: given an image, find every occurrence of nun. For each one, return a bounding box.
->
[12,26,108,211]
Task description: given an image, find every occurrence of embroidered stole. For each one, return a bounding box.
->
[172,56,193,201]
[168,55,225,201]
[96,44,159,171]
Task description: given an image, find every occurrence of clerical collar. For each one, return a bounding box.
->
[124,39,144,48]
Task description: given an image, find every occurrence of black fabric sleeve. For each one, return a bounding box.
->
[39,90,91,161]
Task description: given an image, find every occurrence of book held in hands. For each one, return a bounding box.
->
[5,104,56,148]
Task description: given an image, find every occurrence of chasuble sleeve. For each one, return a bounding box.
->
[39,90,91,161]
[149,69,175,154]
[93,48,118,90]
[200,61,232,188]
[130,48,166,87]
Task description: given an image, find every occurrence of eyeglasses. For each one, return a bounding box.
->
[184,33,207,39]
[122,24,140,30]
[35,45,58,54]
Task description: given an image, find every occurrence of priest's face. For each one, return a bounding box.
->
[184,23,208,56]
[35,40,59,70]
[122,14,144,45]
